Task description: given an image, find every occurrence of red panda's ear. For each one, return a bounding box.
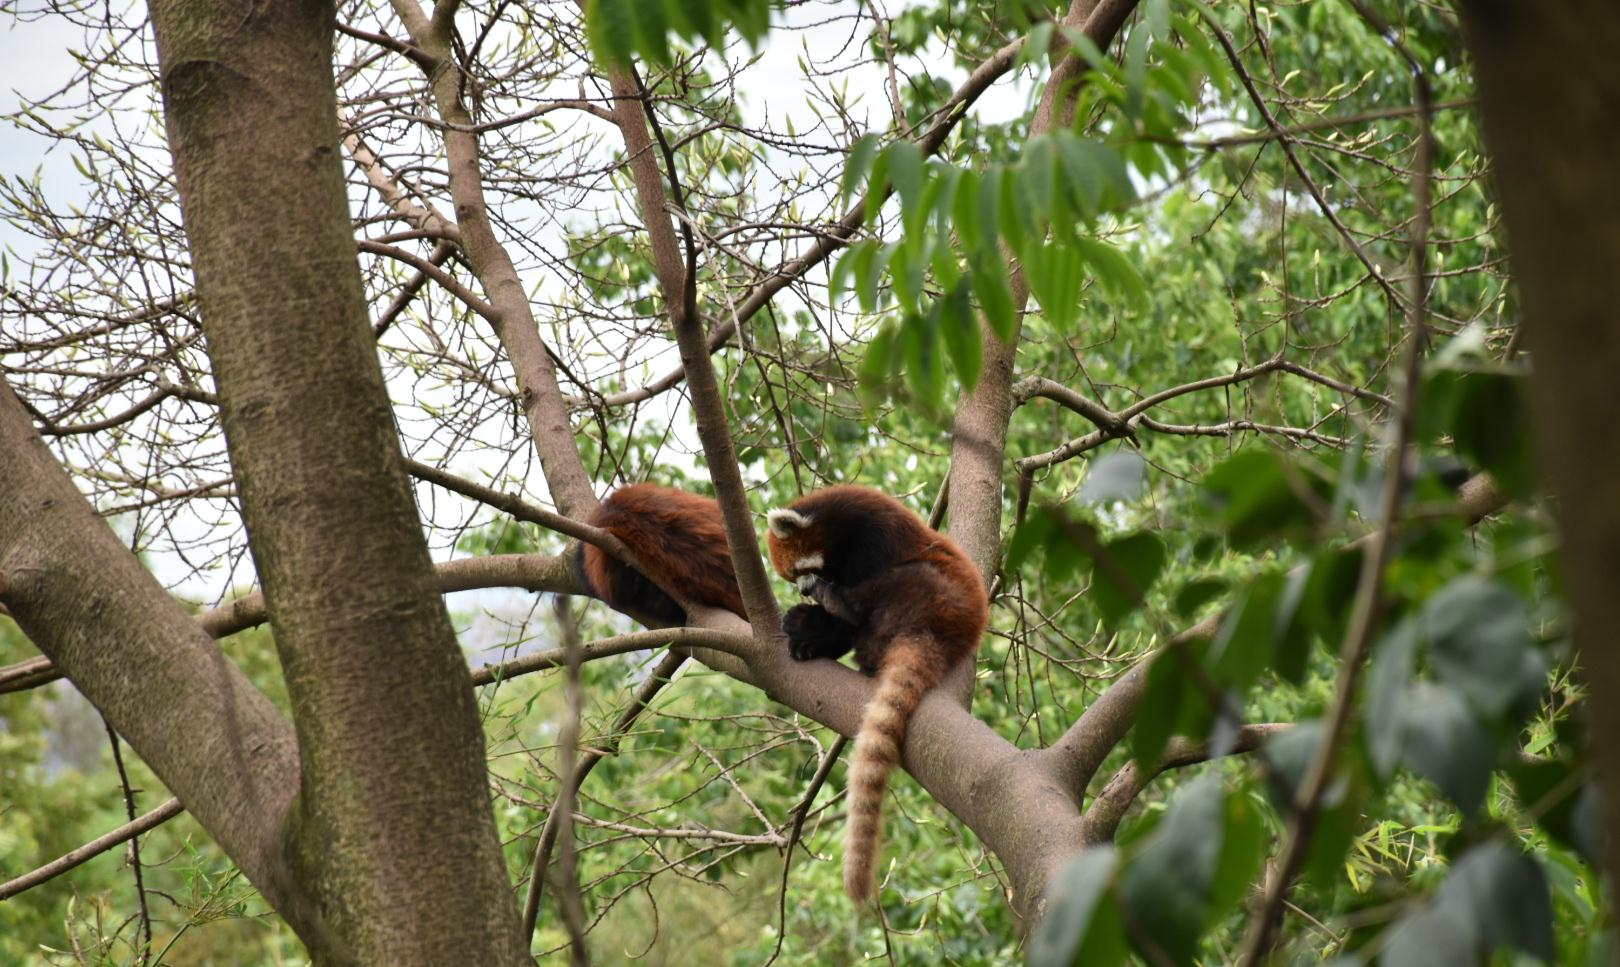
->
[766,507,810,539]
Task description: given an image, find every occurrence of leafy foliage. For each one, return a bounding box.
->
[1,0,1605,963]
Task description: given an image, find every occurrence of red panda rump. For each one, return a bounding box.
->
[575,483,747,624]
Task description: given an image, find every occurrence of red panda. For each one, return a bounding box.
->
[572,483,748,625]
[764,485,988,903]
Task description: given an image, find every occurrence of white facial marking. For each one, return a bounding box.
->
[766,507,809,538]
[794,553,825,572]
[796,574,818,592]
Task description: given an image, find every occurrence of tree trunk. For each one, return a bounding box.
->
[147,1,524,961]
[1459,0,1620,913]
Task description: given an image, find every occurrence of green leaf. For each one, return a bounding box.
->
[1208,787,1266,921]
[1209,571,1284,691]
[1074,236,1146,307]
[998,164,1031,254]
[1055,132,1106,216]
[1014,21,1057,75]
[970,248,1018,342]
[1421,576,1544,719]
[1400,683,1494,817]
[1447,843,1555,963]
[1509,760,1597,864]
[1024,242,1085,331]
[857,322,898,404]
[631,0,672,65]
[1366,618,1419,777]
[900,310,944,411]
[1387,843,1555,966]
[840,133,882,207]
[1019,136,1060,232]
[1298,545,1364,646]
[1173,577,1228,619]
[937,282,982,391]
[585,0,638,69]
[1263,720,1325,810]
[1418,367,1465,445]
[1121,14,1150,120]
[885,140,925,224]
[1007,506,1058,571]
[892,236,926,313]
[1058,27,1125,86]
[1202,449,1330,547]
[1118,774,1225,965]
[1027,848,1127,967]
[1086,532,1166,628]
[1130,651,1185,770]
[952,167,983,252]
[1383,899,1477,967]
[1452,369,1536,497]
[929,161,964,238]
[1271,564,1313,685]
[828,240,866,302]
[719,0,770,46]
[863,147,890,225]
[856,241,894,313]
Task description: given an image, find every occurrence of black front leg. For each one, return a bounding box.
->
[802,575,865,626]
[782,603,855,662]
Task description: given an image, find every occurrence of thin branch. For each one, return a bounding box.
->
[764,734,849,967]
[594,30,1034,409]
[470,627,755,687]
[102,721,153,963]
[1080,723,1292,842]
[597,53,781,631]
[1237,5,1435,957]
[0,799,185,901]
[1151,98,1475,151]
[551,595,590,967]
[521,651,689,940]
[1206,16,1408,313]
[356,240,498,323]
[4,554,578,696]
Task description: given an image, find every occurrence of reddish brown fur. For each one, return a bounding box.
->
[766,485,988,902]
[576,484,747,624]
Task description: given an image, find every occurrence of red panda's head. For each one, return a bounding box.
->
[765,506,825,592]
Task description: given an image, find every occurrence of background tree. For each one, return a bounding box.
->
[0,0,1607,964]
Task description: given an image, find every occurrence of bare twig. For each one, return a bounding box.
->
[0,799,185,901]
[1237,4,1435,958]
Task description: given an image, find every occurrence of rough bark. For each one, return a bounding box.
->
[147,1,523,962]
[1458,0,1620,909]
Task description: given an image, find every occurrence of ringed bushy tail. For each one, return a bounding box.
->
[844,636,942,903]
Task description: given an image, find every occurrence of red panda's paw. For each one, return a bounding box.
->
[783,603,856,662]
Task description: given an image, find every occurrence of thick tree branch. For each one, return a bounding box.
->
[1458,0,1620,918]
[0,378,320,938]
[1080,723,1292,842]
[596,55,782,631]
[389,0,597,518]
[947,0,1138,586]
